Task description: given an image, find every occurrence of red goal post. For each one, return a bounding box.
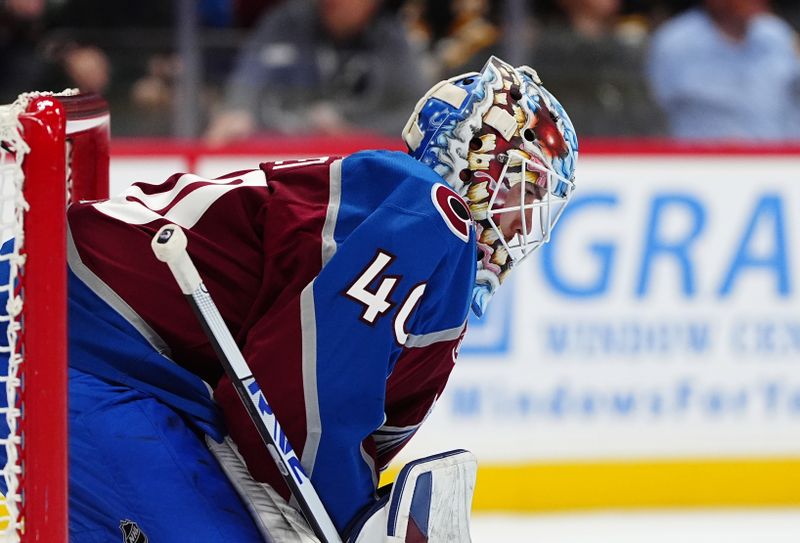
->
[0,91,109,542]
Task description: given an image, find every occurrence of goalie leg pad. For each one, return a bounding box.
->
[348,449,477,543]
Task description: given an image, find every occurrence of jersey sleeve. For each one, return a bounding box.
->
[214,188,475,532]
[373,325,467,471]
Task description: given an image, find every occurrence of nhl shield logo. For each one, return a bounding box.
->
[119,519,148,543]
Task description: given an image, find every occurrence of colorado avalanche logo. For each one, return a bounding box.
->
[431,184,472,243]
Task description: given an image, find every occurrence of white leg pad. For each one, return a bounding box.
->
[349,449,477,543]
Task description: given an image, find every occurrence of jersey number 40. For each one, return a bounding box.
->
[345,249,426,347]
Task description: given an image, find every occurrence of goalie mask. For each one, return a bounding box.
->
[403,56,578,316]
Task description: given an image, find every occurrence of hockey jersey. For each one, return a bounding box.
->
[67,150,476,531]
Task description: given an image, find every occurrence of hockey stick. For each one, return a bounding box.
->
[151,223,342,543]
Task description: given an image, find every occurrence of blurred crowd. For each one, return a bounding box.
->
[3,0,800,141]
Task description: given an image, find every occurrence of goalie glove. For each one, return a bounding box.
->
[345,450,478,543]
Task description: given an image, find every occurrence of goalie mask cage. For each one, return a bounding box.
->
[0,92,109,542]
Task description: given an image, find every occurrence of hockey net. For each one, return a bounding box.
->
[0,92,109,542]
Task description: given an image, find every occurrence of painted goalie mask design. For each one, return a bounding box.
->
[403,56,578,316]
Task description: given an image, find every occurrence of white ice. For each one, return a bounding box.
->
[471,508,800,542]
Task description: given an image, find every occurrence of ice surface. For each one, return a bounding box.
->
[471,509,800,542]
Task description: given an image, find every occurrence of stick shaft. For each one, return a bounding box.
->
[152,224,341,543]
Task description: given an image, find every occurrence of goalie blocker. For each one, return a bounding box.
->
[208,436,478,543]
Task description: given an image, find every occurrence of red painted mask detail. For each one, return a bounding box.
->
[533,104,568,159]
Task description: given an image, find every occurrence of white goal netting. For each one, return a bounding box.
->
[0,94,32,540]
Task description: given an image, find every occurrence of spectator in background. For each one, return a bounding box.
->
[405,0,502,79]
[46,0,175,135]
[0,0,50,102]
[527,0,663,136]
[0,0,109,103]
[55,43,110,96]
[647,0,800,140]
[205,0,431,144]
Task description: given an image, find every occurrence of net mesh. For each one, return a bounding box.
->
[0,93,33,540]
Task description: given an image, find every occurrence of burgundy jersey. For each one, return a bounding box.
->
[67,150,476,529]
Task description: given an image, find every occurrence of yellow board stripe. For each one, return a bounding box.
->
[380,457,800,511]
[3,458,798,521]
[0,497,7,530]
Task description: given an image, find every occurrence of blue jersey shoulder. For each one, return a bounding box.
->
[341,150,474,246]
